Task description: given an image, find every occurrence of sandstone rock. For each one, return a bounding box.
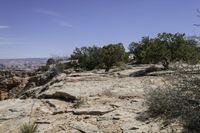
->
[0,90,9,101]
[39,91,77,101]
[129,70,146,77]
[0,99,42,133]
[0,76,22,90]
[121,123,139,133]
[42,99,69,115]
[0,66,184,132]
[71,121,99,133]
[45,99,68,109]
[0,76,23,100]
[18,73,67,99]
[25,70,56,88]
[146,70,174,76]
[71,106,115,115]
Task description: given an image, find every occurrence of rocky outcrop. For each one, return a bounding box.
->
[18,73,67,99]
[24,70,56,90]
[0,70,26,100]
[0,66,187,132]
[0,90,8,101]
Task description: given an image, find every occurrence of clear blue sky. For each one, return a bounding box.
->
[0,0,200,59]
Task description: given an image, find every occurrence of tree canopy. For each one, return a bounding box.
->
[129,32,200,69]
[70,43,127,71]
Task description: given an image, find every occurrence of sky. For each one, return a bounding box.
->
[0,0,200,59]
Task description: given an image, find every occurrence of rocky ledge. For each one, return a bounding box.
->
[0,65,183,133]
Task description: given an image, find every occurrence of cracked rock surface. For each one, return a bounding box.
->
[0,66,181,133]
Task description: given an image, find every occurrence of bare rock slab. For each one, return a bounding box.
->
[71,121,99,133]
[70,106,115,115]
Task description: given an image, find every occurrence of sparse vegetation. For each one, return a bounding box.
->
[19,122,38,133]
[2,1,200,132]
[146,72,200,132]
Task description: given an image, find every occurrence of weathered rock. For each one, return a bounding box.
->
[43,99,69,115]
[71,106,115,115]
[18,73,67,99]
[0,99,42,133]
[0,76,22,90]
[129,70,146,77]
[25,70,56,88]
[121,123,139,133]
[146,70,174,76]
[0,76,24,100]
[0,90,9,101]
[70,121,99,133]
[39,91,77,101]
[0,66,186,132]
[45,99,68,109]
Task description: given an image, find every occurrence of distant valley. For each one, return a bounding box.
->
[0,58,47,71]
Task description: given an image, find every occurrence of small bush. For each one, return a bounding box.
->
[146,73,200,132]
[46,58,56,66]
[146,87,183,119]
[19,122,38,133]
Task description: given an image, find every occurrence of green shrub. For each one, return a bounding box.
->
[129,33,200,69]
[102,43,128,71]
[176,44,200,64]
[19,122,38,133]
[70,43,127,71]
[70,46,102,70]
[146,73,200,132]
[46,58,56,66]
